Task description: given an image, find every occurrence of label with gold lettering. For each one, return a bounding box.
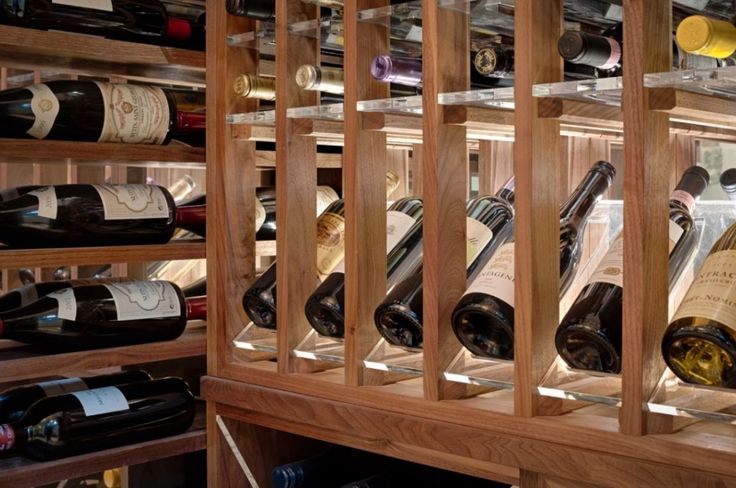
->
[464,242,515,306]
[95,82,170,144]
[672,249,736,327]
[466,217,493,266]
[26,84,60,140]
[316,212,345,277]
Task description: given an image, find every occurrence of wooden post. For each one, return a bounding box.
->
[513,0,564,417]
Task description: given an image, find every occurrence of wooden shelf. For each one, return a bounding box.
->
[0,409,206,487]
[0,139,206,166]
[0,25,205,88]
[0,239,206,268]
[0,324,206,383]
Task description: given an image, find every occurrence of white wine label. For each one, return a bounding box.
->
[669,219,684,253]
[52,0,114,11]
[26,83,60,140]
[92,184,170,220]
[316,212,346,277]
[254,198,266,231]
[95,82,170,144]
[466,217,493,266]
[38,377,87,397]
[28,186,59,219]
[405,25,423,42]
[72,386,129,417]
[48,288,77,321]
[587,233,625,287]
[464,242,515,307]
[386,211,417,253]
[104,281,181,321]
[672,250,736,327]
[316,186,339,215]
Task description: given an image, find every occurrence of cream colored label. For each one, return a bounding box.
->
[386,211,417,253]
[669,219,684,253]
[466,217,493,266]
[672,250,736,326]
[464,242,515,306]
[38,377,87,397]
[48,288,77,321]
[254,198,266,231]
[72,386,129,417]
[316,212,345,277]
[104,281,181,321]
[95,82,170,144]
[26,84,60,140]
[29,186,58,219]
[316,186,339,215]
[52,0,113,11]
[93,184,170,220]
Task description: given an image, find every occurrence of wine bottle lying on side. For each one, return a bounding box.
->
[0,280,206,350]
[0,183,206,248]
[0,278,130,313]
[0,377,196,461]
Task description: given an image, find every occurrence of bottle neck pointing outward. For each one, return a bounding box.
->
[560,161,616,231]
[185,296,207,321]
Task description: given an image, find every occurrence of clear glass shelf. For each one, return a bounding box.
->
[302,0,344,9]
[292,330,345,364]
[438,0,515,37]
[439,86,515,109]
[287,103,345,121]
[538,357,622,407]
[647,369,736,424]
[289,16,345,52]
[227,109,276,126]
[357,95,423,116]
[227,22,276,51]
[533,76,623,106]
[233,322,277,353]
[444,349,515,390]
[645,66,736,101]
[363,339,423,377]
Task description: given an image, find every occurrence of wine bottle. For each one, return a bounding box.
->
[304,197,423,338]
[0,183,207,248]
[556,166,709,373]
[0,81,205,144]
[721,168,736,199]
[473,45,598,81]
[0,280,206,350]
[452,162,614,359]
[0,370,152,423]
[295,65,421,98]
[374,179,516,349]
[0,185,42,202]
[272,446,388,488]
[0,278,130,313]
[182,276,207,298]
[254,186,339,241]
[243,171,400,329]
[233,73,344,105]
[226,0,274,20]
[0,377,195,460]
[0,0,200,49]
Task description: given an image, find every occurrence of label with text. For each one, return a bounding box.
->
[26,83,60,140]
[316,212,346,277]
[48,288,77,321]
[95,82,170,144]
[464,242,515,306]
[386,211,417,253]
[316,186,339,215]
[71,386,129,417]
[52,0,113,11]
[29,186,58,219]
[466,217,493,266]
[672,250,736,328]
[104,281,181,321]
[93,184,170,221]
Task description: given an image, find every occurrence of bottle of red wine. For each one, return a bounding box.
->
[304,197,423,338]
[0,280,206,350]
[473,45,597,81]
[0,0,201,49]
[0,278,127,312]
[556,166,709,373]
[452,162,615,359]
[182,276,206,298]
[0,81,206,144]
[0,184,206,248]
[0,370,152,423]
[0,377,195,460]
[374,179,516,350]
[254,186,338,241]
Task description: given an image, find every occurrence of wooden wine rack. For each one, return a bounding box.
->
[205,1,736,487]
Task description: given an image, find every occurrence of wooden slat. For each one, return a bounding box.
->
[0,325,205,383]
[0,25,204,88]
[513,0,564,417]
[0,240,205,268]
[620,0,674,436]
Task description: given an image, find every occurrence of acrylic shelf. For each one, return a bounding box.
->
[227,21,276,53]
[439,86,515,110]
[227,109,276,126]
[647,369,736,424]
[289,16,345,52]
[233,322,278,354]
[444,350,515,390]
[287,103,346,121]
[363,339,423,378]
[534,76,624,106]
[358,95,423,116]
[293,330,345,365]
[537,358,622,407]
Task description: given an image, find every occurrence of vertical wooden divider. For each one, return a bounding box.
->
[620,0,673,436]
[344,0,390,387]
[421,1,470,401]
[513,0,564,417]
[275,0,319,373]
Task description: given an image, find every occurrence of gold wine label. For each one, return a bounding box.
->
[316,212,346,277]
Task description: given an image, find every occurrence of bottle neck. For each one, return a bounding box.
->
[175,112,206,134]
[560,165,613,230]
[185,296,207,321]
[671,168,709,213]
[175,204,206,233]
[165,18,192,43]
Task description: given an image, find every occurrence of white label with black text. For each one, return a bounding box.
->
[48,288,77,321]
[95,82,170,144]
[72,386,129,417]
[26,84,60,140]
[38,377,87,397]
[464,243,515,306]
[93,184,170,220]
[104,281,181,321]
[28,186,58,219]
[466,217,493,266]
[52,0,113,11]
[386,211,416,253]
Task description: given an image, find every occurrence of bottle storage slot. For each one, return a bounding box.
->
[287,103,346,121]
[439,87,515,109]
[443,350,515,390]
[646,66,736,101]
[289,17,345,53]
[227,21,276,51]
[537,357,623,407]
[647,369,736,423]
[363,339,423,378]
[233,322,278,354]
[293,330,346,365]
[534,77,624,106]
[227,110,277,126]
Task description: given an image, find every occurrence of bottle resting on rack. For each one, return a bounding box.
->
[0,186,42,202]
[304,197,423,338]
[243,171,401,329]
[556,166,709,373]
[0,0,201,49]
[233,73,344,105]
[374,178,516,350]
[676,14,736,60]
[0,81,205,144]
[0,278,130,313]
[473,45,597,81]
[226,0,274,20]
[0,377,195,461]
[0,183,206,248]
[0,370,152,423]
[295,65,420,98]
[452,162,615,359]
[272,446,389,488]
[0,280,207,350]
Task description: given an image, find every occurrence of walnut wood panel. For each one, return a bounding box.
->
[621,0,674,436]
[478,140,514,196]
[650,88,736,129]
[254,150,342,168]
[344,0,391,386]
[513,0,564,417]
[0,25,204,88]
